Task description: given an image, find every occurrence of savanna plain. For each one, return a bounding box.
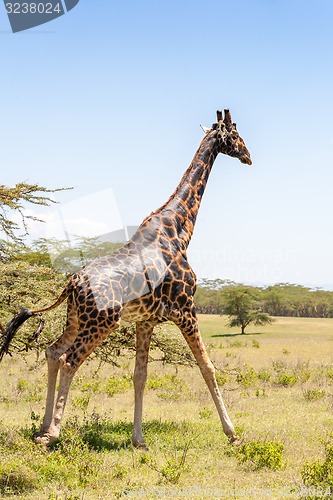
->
[1,314,333,499]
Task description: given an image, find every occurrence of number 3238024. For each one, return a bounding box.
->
[5,3,62,14]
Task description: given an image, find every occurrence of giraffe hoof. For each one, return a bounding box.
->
[228,435,243,446]
[33,431,56,447]
[132,441,149,451]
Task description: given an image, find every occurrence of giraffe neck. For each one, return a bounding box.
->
[156,129,219,249]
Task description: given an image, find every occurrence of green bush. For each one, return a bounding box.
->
[257,368,271,383]
[105,374,132,396]
[198,406,213,419]
[147,373,187,401]
[274,373,298,387]
[0,461,39,495]
[236,365,257,387]
[146,373,180,390]
[216,370,228,386]
[235,440,284,470]
[302,441,333,489]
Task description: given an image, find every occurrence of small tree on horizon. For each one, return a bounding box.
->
[222,285,274,334]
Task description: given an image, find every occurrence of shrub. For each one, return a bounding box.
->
[295,361,311,383]
[199,406,213,419]
[303,388,326,402]
[0,461,39,495]
[257,368,271,383]
[227,340,248,348]
[72,394,91,411]
[274,373,298,387]
[235,440,284,470]
[302,440,333,490]
[140,440,192,484]
[146,373,180,390]
[216,370,228,386]
[16,378,44,402]
[146,373,187,401]
[236,365,257,387]
[105,374,132,396]
[272,359,287,373]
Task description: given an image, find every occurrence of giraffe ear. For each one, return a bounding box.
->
[200,124,211,134]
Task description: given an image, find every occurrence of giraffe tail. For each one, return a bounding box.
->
[0,308,34,362]
[0,280,74,362]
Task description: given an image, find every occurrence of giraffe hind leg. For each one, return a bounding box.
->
[35,312,122,446]
[37,297,79,437]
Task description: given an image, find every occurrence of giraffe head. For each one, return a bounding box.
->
[212,109,252,165]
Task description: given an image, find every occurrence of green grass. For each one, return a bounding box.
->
[0,314,333,499]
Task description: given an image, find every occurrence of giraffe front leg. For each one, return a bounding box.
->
[173,306,238,443]
[131,321,154,450]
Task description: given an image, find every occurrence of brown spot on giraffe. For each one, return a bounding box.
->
[0,108,251,448]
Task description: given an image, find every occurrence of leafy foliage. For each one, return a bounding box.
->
[0,260,67,354]
[235,440,284,470]
[40,236,122,273]
[302,438,333,490]
[0,183,69,260]
[4,236,122,273]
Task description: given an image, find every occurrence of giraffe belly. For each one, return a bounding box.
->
[121,294,169,324]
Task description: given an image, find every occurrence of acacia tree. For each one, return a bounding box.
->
[0,184,195,367]
[221,285,274,334]
[0,259,195,367]
[0,182,68,260]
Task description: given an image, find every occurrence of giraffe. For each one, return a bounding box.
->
[0,108,252,448]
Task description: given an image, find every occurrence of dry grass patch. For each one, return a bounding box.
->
[0,315,332,498]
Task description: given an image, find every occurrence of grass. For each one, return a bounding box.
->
[0,314,333,499]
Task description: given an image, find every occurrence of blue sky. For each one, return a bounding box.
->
[1,0,333,289]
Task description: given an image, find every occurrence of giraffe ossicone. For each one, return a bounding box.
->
[0,108,252,448]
